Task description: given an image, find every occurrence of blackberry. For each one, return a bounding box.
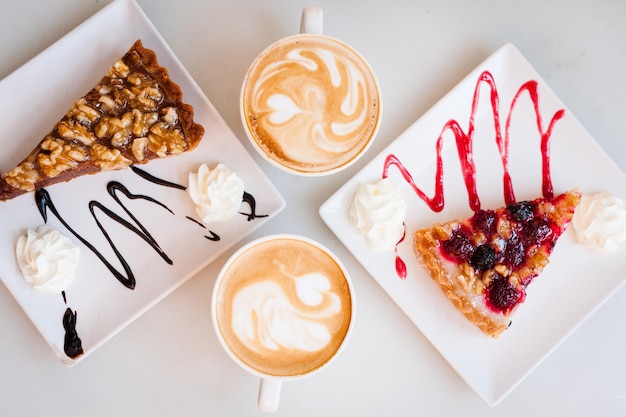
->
[507,201,534,222]
[471,209,497,237]
[470,244,496,271]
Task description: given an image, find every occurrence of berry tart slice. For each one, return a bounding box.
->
[413,191,580,337]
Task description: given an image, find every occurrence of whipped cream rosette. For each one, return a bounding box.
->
[187,163,245,223]
[16,225,80,293]
[572,192,626,253]
[349,178,407,252]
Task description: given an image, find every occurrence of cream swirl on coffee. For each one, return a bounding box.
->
[214,236,352,377]
[231,263,341,353]
[242,34,380,174]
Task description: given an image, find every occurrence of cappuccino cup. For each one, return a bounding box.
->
[211,235,354,412]
[240,7,382,176]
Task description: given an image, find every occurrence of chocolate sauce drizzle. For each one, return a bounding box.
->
[132,166,268,240]
[131,166,186,190]
[62,308,83,358]
[36,165,268,358]
[35,166,268,358]
[61,291,83,359]
[36,181,174,290]
[241,191,268,221]
[185,216,221,241]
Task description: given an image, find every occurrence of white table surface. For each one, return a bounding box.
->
[1,0,625,415]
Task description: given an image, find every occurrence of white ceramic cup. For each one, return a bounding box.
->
[240,7,382,176]
[211,234,355,412]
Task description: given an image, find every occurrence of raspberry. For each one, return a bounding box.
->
[521,218,553,246]
[503,234,525,269]
[441,229,474,263]
[471,209,497,237]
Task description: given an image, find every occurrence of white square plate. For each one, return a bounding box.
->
[0,0,285,366]
[320,43,626,405]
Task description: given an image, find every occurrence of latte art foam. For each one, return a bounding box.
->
[231,264,341,353]
[242,34,380,174]
[214,237,353,377]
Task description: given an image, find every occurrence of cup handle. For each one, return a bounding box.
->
[258,378,282,412]
[300,6,323,34]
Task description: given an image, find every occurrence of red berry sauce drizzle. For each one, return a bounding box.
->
[381,70,566,280]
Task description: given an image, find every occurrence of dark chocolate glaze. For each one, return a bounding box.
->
[185,216,204,227]
[241,191,268,221]
[131,166,186,190]
[184,216,221,241]
[35,166,269,359]
[36,181,174,290]
[62,307,83,359]
[204,231,220,241]
[60,292,83,359]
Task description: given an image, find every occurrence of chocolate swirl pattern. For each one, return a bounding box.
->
[243,35,380,174]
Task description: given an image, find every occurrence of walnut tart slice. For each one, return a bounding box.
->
[413,191,580,337]
[0,39,204,201]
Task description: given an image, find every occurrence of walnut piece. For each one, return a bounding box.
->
[91,143,131,170]
[38,137,88,178]
[107,60,130,79]
[95,113,133,147]
[122,73,163,112]
[2,162,40,191]
[63,98,100,125]
[57,120,96,146]
[131,137,150,161]
[131,109,158,137]
[148,121,186,158]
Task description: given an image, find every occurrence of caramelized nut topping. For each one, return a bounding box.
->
[162,107,178,125]
[95,113,133,147]
[3,162,40,191]
[148,122,186,157]
[131,109,158,137]
[38,137,88,178]
[57,120,96,146]
[65,98,100,125]
[122,73,163,112]
[131,137,150,161]
[98,95,116,111]
[91,143,131,170]
[108,60,130,79]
